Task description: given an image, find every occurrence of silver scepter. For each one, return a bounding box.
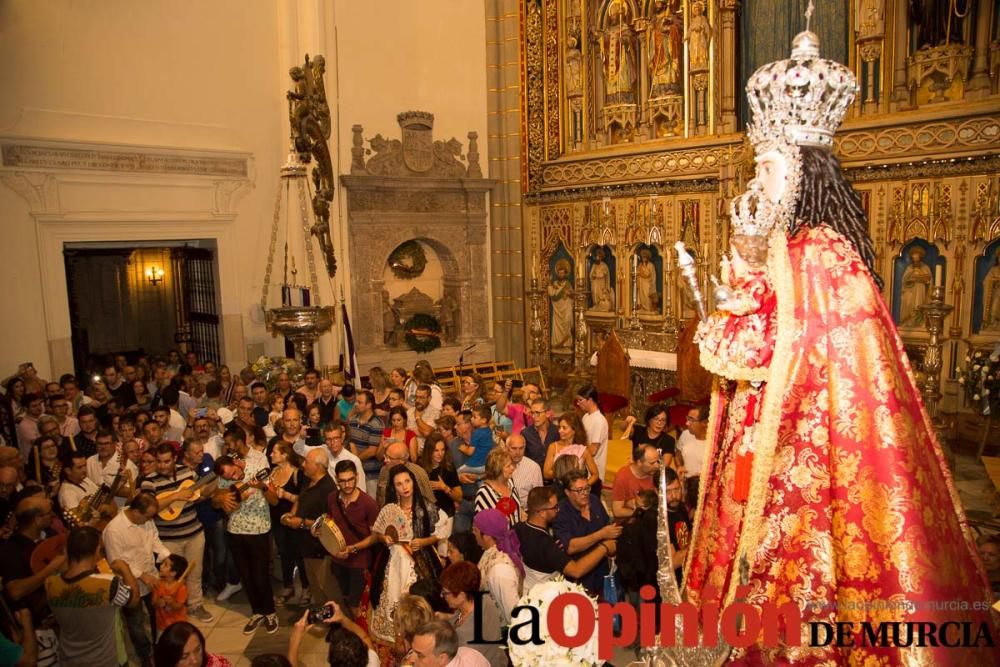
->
[674,241,707,321]
[639,453,730,666]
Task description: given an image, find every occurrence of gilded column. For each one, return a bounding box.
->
[967,0,995,95]
[890,0,910,106]
[717,0,739,133]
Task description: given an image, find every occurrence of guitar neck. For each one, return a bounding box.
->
[233,469,269,494]
[190,472,218,491]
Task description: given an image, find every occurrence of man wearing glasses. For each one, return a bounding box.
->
[323,422,363,480]
[325,460,379,617]
[677,405,709,509]
[552,469,622,595]
[493,380,543,437]
[515,483,617,594]
[46,395,79,438]
[520,398,558,467]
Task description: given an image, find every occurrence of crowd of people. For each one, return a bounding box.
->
[0,354,711,667]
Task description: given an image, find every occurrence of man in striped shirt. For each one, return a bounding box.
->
[140,442,215,622]
[348,391,384,498]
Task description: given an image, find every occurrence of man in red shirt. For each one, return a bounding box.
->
[610,444,660,519]
[325,460,379,617]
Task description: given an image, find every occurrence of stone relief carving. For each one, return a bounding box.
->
[0,172,58,213]
[1,144,248,177]
[355,112,472,178]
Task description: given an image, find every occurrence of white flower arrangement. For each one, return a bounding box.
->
[508,577,601,667]
[956,342,1000,416]
[249,355,305,392]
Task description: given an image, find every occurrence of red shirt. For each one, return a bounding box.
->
[611,464,654,503]
[382,427,416,447]
[326,490,379,569]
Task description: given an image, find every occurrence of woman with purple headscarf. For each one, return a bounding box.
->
[472,508,524,625]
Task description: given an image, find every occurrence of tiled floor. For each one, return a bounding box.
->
[150,453,999,667]
[153,593,333,666]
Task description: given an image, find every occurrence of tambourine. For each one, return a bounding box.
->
[317,516,347,556]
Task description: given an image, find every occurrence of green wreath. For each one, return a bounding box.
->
[404,312,442,353]
[387,240,427,280]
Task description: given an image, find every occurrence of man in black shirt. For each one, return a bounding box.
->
[0,495,63,626]
[250,382,270,428]
[103,365,136,409]
[521,399,559,468]
[74,406,100,459]
[281,448,338,605]
[514,486,614,594]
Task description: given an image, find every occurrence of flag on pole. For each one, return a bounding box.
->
[341,301,358,382]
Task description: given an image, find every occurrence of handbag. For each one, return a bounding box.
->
[603,556,622,634]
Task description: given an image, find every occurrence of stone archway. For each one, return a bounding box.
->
[340,111,495,364]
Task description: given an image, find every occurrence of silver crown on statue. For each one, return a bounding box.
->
[745,1,858,151]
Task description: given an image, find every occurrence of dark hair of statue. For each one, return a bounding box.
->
[792,146,884,290]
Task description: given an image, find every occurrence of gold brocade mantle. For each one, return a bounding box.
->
[684,226,999,665]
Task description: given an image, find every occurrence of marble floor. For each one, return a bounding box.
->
[149,453,999,667]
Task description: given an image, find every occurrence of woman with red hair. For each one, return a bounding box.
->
[438,561,503,665]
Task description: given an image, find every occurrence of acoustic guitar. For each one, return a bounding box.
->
[156,472,218,521]
[221,468,270,514]
[30,532,66,574]
[30,524,111,575]
[65,451,131,530]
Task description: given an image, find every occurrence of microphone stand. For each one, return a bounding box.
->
[458,343,476,374]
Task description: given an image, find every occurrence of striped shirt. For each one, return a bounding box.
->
[349,414,384,474]
[474,479,522,529]
[141,466,205,541]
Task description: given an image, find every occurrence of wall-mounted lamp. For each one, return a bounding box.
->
[145,265,165,286]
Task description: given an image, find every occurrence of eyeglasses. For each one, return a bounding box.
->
[686,416,705,422]
[539,504,559,511]
[568,487,590,495]
[337,476,357,485]
[530,410,546,416]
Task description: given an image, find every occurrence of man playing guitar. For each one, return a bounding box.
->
[212,434,279,634]
[139,443,215,623]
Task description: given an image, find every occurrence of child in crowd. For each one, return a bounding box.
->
[457,405,494,478]
[153,554,190,633]
[336,385,356,421]
[267,395,285,431]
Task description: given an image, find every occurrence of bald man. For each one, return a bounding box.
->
[375,440,435,508]
[0,446,21,466]
[0,466,20,537]
[507,434,543,503]
[281,448,338,605]
[0,496,63,628]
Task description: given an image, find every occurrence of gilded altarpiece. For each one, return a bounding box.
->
[520,0,1000,421]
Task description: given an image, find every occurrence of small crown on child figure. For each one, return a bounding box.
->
[729,182,775,237]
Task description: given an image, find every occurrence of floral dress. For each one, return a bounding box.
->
[368,501,450,644]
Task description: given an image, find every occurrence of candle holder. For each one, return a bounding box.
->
[917,285,953,430]
[628,253,643,331]
[527,278,547,368]
[572,284,591,376]
[661,255,678,336]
